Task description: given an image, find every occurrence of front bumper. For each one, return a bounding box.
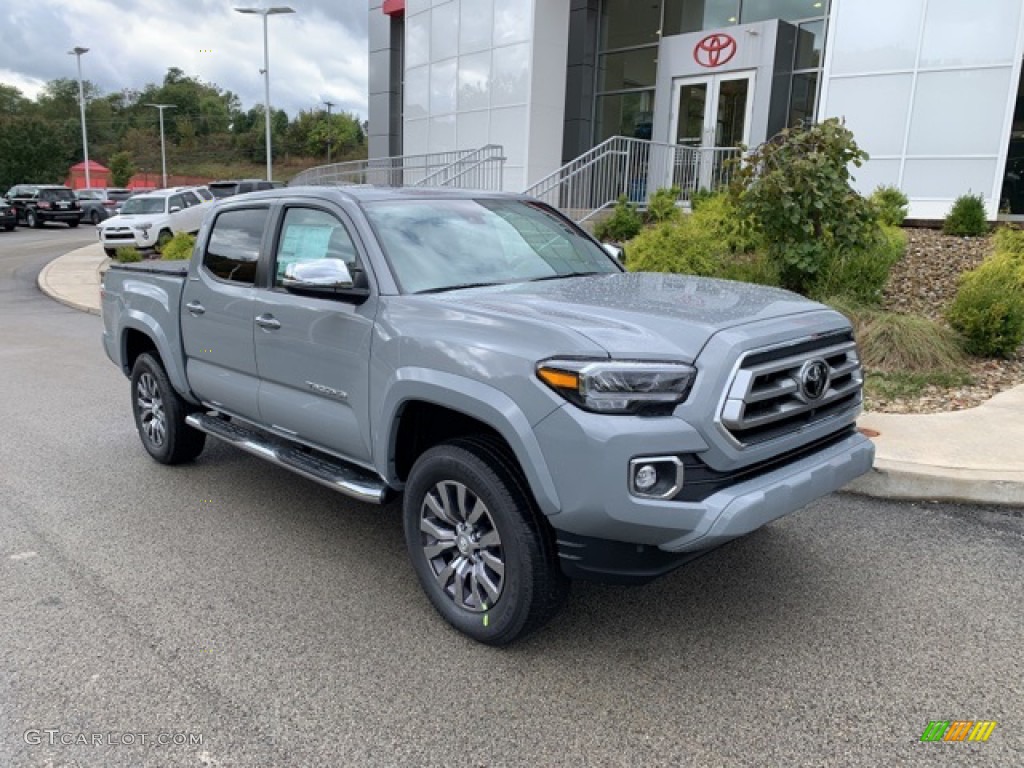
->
[100,227,157,249]
[533,405,874,581]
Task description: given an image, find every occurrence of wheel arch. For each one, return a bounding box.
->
[119,316,195,403]
[378,372,562,517]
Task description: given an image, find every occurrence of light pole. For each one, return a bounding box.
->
[323,100,334,164]
[235,6,295,182]
[144,103,176,188]
[68,47,91,189]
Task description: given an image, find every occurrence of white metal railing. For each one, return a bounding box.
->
[523,136,742,222]
[289,146,506,190]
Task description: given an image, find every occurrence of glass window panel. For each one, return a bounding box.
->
[493,0,532,46]
[823,74,912,156]
[273,208,359,287]
[430,58,457,114]
[788,71,818,127]
[459,0,493,53]
[600,0,662,50]
[675,83,708,145]
[595,90,656,143]
[406,10,430,68]
[829,0,924,75]
[404,65,430,119]
[741,0,826,24]
[204,208,267,285]
[1004,73,1024,214]
[458,51,491,111]
[431,2,458,63]
[491,43,530,107]
[598,48,658,92]
[664,0,741,36]
[715,77,749,146]
[794,20,824,70]
[908,69,1014,156]
[920,0,1022,68]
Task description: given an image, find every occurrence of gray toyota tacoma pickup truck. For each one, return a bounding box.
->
[101,186,874,645]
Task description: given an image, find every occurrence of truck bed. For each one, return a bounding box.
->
[107,261,190,277]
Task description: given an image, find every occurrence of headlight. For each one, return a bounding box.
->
[537,359,696,415]
[134,222,152,232]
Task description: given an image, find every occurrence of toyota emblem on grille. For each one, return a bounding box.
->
[798,359,830,402]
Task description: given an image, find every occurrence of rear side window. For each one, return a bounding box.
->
[203,208,268,285]
[194,188,213,201]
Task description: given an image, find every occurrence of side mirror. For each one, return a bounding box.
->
[602,242,625,264]
[169,205,182,213]
[282,258,369,301]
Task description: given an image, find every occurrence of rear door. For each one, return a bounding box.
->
[180,204,271,421]
[252,203,377,463]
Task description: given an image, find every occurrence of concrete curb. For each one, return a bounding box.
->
[37,244,108,316]
[844,462,1024,506]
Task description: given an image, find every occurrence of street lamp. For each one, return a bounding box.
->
[235,6,296,182]
[323,99,335,164]
[68,46,91,189]
[144,103,177,188]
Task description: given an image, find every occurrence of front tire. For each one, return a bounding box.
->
[156,229,172,252]
[130,353,206,465]
[403,438,568,646]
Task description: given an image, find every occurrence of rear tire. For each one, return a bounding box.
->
[103,247,117,258]
[68,219,79,228]
[26,210,40,228]
[130,353,206,465]
[88,209,100,225]
[403,437,568,646]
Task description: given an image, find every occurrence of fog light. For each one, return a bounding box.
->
[628,456,684,499]
[635,464,658,491]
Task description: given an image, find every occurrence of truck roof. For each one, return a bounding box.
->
[237,185,528,205]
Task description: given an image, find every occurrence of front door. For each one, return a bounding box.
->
[670,71,754,191]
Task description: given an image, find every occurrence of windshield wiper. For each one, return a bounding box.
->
[526,271,610,283]
[415,281,507,294]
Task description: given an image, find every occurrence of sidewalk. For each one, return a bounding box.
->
[38,244,1024,506]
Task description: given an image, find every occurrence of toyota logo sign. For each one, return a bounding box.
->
[798,359,830,402]
[694,33,737,68]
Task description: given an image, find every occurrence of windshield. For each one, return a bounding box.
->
[120,197,166,215]
[364,198,620,294]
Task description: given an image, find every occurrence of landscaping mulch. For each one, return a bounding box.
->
[868,228,1024,414]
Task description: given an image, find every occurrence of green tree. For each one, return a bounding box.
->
[108,151,136,187]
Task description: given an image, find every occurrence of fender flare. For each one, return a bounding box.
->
[376,368,562,516]
[119,312,194,401]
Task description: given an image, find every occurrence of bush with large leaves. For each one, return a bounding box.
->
[729,118,881,295]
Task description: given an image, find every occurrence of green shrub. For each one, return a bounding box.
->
[993,225,1024,260]
[115,247,142,263]
[645,186,681,224]
[626,193,763,278]
[160,232,197,260]
[943,193,989,237]
[810,225,906,305]
[625,218,721,276]
[593,196,643,242]
[689,187,717,211]
[869,185,909,227]
[947,256,1024,357]
[729,118,880,295]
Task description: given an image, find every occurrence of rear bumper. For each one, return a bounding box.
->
[40,210,81,222]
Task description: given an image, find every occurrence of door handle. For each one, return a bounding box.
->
[255,314,281,330]
[185,300,205,315]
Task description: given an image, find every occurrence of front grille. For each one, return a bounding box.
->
[719,331,862,447]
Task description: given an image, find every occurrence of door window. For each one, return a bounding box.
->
[181,191,201,207]
[273,207,361,288]
[203,208,268,285]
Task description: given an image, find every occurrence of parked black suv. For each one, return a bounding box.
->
[208,179,275,199]
[0,197,17,231]
[5,184,82,228]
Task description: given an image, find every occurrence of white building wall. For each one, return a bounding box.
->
[820,0,1024,220]
[402,0,570,192]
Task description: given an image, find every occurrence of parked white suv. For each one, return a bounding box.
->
[97,187,209,256]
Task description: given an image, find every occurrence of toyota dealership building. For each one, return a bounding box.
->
[369,0,1024,220]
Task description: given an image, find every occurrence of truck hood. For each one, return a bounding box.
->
[432,272,828,361]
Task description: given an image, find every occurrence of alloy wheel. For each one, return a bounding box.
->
[136,372,166,447]
[419,480,505,612]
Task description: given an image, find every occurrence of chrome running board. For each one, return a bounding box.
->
[186,412,389,504]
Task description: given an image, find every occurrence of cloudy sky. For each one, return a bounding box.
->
[0,0,369,117]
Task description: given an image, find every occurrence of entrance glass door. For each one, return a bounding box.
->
[671,71,754,191]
